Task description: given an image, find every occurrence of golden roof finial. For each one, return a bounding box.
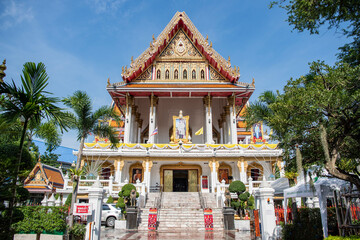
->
[38,155,41,162]
[210,41,212,48]
[152,34,156,43]
[122,66,125,74]
[251,78,255,87]
[131,56,134,64]
[237,66,240,74]
[107,78,110,86]
[205,35,209,43]
[228,56,231,64]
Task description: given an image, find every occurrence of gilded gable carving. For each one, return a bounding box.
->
[209,66,225,81]
[136,67,152,81]
[159,30,202,59]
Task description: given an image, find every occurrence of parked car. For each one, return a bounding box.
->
[101,204,122,227]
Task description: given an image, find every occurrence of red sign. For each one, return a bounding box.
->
[74,204,92,215]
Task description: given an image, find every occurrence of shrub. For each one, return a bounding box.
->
[69,223,86,240]
[106,195,114,203]
[116,184,138,217]
[65,193,72,207]
[13,206,67,234]
[229,181,246,193]
[247,195,255,210]
[228,180,250,217]
[282,208,323,240]
[326,236,360,240]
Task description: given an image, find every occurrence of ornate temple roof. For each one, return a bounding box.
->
[120,12,241,83]
[24,161,64,193]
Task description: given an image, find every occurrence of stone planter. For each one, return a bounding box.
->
[14,232,63,240]
[235,219,250,231]
[115,220,127,230]
[40,234,63,240]
[14,234,37,240]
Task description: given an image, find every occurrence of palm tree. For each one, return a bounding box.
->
[0,62,69,236]
[63,90,119,229]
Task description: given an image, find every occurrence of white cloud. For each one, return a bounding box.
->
[0,0,33,29]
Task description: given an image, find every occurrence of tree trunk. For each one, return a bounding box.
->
[8,118,28,236]
[68,136,85,230]
[319,123,360,191]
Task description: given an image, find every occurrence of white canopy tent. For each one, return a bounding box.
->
[283,177,350,238]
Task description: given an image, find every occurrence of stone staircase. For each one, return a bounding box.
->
[138,192,224,231]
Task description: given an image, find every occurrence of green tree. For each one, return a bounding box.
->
[63,90,119,229]
[0,62,69,238]
[270,0,360,65]
[246,61,360,190]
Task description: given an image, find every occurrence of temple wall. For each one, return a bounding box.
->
[134,97,228,144]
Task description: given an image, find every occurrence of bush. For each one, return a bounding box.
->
[247,195,255,210]
[282,208,323,240]
[326,236,360,240]
[229,181,246,194]
[116,184,138,217]
[69,223,86,240]
[65,193,72,207]
[106,195,114,203]
[12,206,67,234]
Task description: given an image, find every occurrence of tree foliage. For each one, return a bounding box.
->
[63,90,120,229]
[245,61,360,190]
[270,0,360,65]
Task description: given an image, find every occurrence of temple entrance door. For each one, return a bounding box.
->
[173,170,188,192]
[164,170,173,192]
[188,170,198,192]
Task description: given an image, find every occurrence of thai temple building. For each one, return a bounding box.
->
[58,12,283,203]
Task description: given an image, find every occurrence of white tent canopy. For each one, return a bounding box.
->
[283,177,350,238]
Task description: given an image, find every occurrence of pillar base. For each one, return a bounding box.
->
[126,207,138,230]
[223,207,235,230]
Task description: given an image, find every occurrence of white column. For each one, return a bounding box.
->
[148,94,158,143]
[230,107,237,144]
[124,98,133,143]
[224,106,231,144]
[109,175,114,195]
[248,177,253,195]
[218,119,224,144]
[238,160,247,183]
[115,160,122,183]
[258,180,276,240]
[204,95,213,144]
[228,96,237,144]
[88,177,105,240]
[221,113,228,144]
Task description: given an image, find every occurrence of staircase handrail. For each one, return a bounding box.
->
[153,185,163,209]
[198,184,207,209]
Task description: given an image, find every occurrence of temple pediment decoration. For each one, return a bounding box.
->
[120,12,240,83]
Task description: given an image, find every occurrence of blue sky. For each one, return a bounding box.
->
[0,0,348,149]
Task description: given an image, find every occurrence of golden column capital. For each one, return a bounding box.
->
[203,95,212,105]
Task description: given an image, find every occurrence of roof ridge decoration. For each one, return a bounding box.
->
[121,11,241,83]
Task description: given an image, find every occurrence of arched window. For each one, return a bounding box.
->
[157,70,161,79]
[192,70,196,79]
[201,70,205,80]
[183,70,187,79]
[174,69,178,79]
[165,69,169,79]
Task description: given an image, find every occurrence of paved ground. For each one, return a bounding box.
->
[101,227,251,240]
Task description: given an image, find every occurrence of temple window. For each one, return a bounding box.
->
[165,69,169,79]
[192,70,196,79]
[174,69,178,79]
[183,70,187,79]
[201,70,205,79]
[157,70,161,79]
